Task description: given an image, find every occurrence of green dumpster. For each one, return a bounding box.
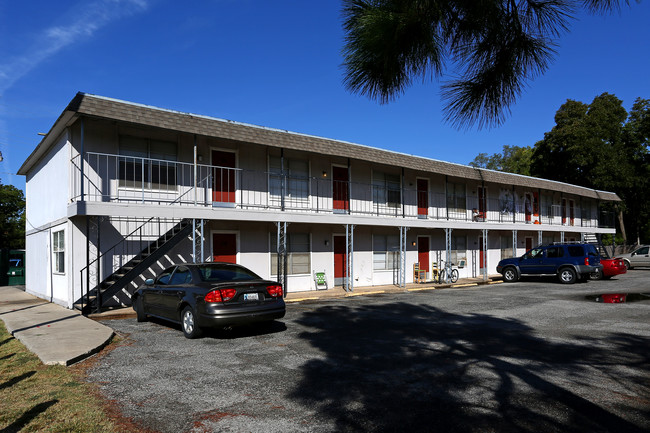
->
[7,250,25,286]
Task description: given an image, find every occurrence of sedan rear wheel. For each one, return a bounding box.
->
[181,306,202,339]
[559,268,577,284]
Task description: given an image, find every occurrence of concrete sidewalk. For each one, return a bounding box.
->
[0,276,500,366]
[0,286,114,366]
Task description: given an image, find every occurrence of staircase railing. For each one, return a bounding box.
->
[78,173,211,314]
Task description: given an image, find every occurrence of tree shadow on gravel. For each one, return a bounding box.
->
[290,302,650,433]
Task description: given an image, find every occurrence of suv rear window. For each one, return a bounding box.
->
[568,246,585,257]
[585,245,599,257]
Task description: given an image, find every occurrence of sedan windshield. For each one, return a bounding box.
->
[198,264,261,282]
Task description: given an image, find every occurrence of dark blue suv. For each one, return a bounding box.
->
[496,243,602,284]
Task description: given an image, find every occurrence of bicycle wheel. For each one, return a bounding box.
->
[438,269,446,284]
[450,269,459,283]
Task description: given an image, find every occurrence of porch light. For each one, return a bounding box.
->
[411,241,416,246]
[322,171,328,177]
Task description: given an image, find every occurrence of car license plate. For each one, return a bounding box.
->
[244,293,259,301]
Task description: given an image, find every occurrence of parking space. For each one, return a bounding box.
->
[87,271,650,433]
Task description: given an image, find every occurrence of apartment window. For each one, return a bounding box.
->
[373,234,400,270]
[52,230,65,274]
[446,182,466,215]
[271,233,311,275]
[269,157,309,208]
[119,136,177,190]
[451,235,466,265]
[373,172,401,214]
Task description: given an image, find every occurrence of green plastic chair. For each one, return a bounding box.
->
[314,271,328,290]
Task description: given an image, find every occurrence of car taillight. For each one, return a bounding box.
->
[205,290,222,303]
[267,284,283,297]
[221,288,237,301]
[205,288,238,303]
[584,257,590,266]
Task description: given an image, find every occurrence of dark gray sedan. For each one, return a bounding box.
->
[131,263,285,338]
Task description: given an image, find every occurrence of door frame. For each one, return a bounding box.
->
[210,230,239,264]
[416,177,429,219]
[417,235,430,276]
[333,233,347,286]
[210,147,239,207]
[332,164,350,213]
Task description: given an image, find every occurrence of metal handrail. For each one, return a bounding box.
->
[78,172,213,313]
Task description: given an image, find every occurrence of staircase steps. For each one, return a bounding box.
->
[76,218,197,315]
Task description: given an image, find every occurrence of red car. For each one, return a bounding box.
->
[591,258,627,280]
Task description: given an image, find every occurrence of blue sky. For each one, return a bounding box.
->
[1,0,649,193]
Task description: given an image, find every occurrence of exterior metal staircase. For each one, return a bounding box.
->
[584,233,610,258]
[76,218,193,315]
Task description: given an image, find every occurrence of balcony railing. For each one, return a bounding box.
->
[70,152,615,228]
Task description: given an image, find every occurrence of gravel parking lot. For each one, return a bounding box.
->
[88,271,650,432]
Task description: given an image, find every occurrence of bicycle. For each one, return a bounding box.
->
[437,260,459,284]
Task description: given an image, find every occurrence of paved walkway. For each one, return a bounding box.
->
[0,286,114,365]
[0,276,501,366]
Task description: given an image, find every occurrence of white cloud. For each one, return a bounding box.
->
[0,0,149,95]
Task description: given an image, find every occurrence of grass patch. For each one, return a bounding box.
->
[0,321,133,432]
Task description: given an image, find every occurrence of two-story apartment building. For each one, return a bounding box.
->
[18,93,619,312]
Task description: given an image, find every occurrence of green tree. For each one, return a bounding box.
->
[530,93,650,244]
[469,145,532,175]
[342,0,634,129]
[0,179,25,249]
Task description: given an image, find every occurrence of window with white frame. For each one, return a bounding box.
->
[119,136,177,190]
[372,171,401,214]
[446,182,466,215]
[373,234,400,270]
[271,233,311,275]
[269,156,309,208]
[53,230,65,274]
[451,235,466,265]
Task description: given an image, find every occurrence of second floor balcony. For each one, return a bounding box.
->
[70,152,615,229]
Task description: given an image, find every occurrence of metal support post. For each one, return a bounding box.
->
[538,230,543,247]
[482,229,489,281]
[512,230,518,258]
[275,222,288,296]
[344,224,355,292]
[399,226,409,287]
[444,228,452,283]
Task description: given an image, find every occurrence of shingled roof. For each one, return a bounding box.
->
[20,92,620,202]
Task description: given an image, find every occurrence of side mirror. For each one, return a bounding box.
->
[631,252,636,257]
[145,278,154,286]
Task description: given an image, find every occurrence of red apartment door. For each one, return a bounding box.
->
[418,237,429,274]
[213,233,237,263]
[525,237,533,252]
[479,236,485,270]
[212,150,236,204]
[417,179,428,218]
[333,166,349,213]
[334,235,347,285]
[562,198,567,225]
[569,200,575,226]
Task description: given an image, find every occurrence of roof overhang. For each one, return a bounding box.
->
[18,92,622,202]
